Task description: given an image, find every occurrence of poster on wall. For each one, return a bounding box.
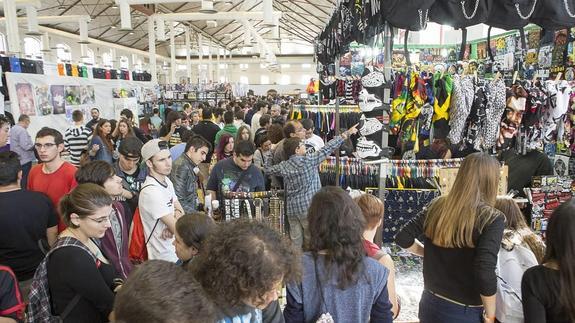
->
[16,83,36,116]
[5,72,156,138]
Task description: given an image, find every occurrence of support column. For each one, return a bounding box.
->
[4,0,20,54]
[170,22,176,84]
[185,27,192,83]
[148,16,157,83]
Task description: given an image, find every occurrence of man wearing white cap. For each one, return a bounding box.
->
[139,139,184,262]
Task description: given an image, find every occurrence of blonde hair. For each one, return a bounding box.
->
[354,194,384,229]
[424,152,501,248]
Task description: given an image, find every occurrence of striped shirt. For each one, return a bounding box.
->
[64,125,92,166]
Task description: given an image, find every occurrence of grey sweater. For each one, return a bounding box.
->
[284,253,393,323]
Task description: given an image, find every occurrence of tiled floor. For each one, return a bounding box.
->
[384,243,424,322]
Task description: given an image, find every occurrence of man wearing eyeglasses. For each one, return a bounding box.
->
[139,139,184,262]
[114,137,147,215]
[28,127,77,232]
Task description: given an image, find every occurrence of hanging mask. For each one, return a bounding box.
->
[498,96,526,150]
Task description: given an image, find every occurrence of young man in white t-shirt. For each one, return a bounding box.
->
[139,139,184,262]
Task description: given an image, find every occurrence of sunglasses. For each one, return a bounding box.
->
[158,140,169,150]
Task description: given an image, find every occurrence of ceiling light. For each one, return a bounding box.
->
[111,4,118,9]
[129,31,135,35]
[199,0,217,14]
[110,25,116,29]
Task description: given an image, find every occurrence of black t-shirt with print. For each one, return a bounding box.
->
[206,158,265,200]
[0,190,58,281]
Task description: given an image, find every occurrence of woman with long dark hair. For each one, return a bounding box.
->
[112,119,135,155]
[395,152,505,323]
[284,186,393,322]
[522,199,575,322]
[215,133,234,161]
[89,119,114,164]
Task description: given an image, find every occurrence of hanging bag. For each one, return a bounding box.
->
[381,0,436,31]
[430,0,493,28]
[486,0,538,30]
[530,0,575,30]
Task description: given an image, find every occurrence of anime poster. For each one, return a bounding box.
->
[80,85,95,105]
[16,83,36,116]
[51,85,66,114]
[35,85,53,116]
[113,88,135,98]
[65,86,81,106]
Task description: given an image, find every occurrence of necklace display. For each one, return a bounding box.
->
[220,190,285,235]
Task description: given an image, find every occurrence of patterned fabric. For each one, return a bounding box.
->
[482,79,507,149]
[448,75,474,145]
[382,190,438,243]
[264,137,344,218]
[26,237,96,323]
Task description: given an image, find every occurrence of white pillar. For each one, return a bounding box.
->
[148,16,157,83]
[198,33,203,83]
[4,0,20,54]
[208,38,213,82]
[216,49,220,83]
[170,22,176,84]
[185,27,191,82]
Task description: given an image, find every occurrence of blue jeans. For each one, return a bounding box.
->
[20,161,32,189]
[419,290,483,323]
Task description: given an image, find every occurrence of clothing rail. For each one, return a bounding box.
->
[293,104,361,112]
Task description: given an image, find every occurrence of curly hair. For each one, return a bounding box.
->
[190,221,301,308]
[307,186,366,289]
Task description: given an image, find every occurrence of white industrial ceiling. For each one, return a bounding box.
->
[32,0,336,53]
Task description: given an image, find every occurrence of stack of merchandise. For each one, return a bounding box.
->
[526,175,574,238]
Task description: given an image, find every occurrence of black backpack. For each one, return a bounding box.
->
[530,0,575,30]
[381,0,436,31]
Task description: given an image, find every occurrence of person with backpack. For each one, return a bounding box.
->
[0,264,25,323]
[522,199,575,323]
[354,194,400,318]
[493,197,543,323]
[138,139,184,262]
[284,186,393,322]
[27,184,121,323]
[76,161,134,280]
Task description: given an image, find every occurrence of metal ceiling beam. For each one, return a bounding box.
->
[279,1,324,30]
[198,0,247,38]
[57,0,81,16]
[155,3,228,49]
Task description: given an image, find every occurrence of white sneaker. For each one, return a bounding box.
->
[359,115,383,136]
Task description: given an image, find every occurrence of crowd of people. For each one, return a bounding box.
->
[0,95,574,323]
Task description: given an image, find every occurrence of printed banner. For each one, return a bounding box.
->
[6,72,156,138]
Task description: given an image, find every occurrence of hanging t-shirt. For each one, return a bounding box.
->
[138,176,179,262]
